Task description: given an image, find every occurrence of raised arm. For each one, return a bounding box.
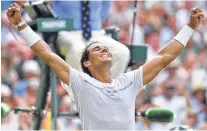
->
[6,3,70,85]
[143,7,204,85]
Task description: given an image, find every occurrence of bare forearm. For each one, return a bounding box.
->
[30,40,53,63]
[158,40,184,68]
[141,7,204,85]
[158,22,197,67]
[143,26,193,85]
[7,2,70,85]
[18,24,53,64]
[31,40,69,85]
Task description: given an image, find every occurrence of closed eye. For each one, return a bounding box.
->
[91,45,109,52]
[93,46,101,51]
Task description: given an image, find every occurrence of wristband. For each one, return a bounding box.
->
[174,25,194,47]
[15,20,26,28]
[19,26,41,46]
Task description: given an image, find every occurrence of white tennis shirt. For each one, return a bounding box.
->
[63,66,145,130]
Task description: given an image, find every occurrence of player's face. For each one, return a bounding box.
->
[87,43,112,66]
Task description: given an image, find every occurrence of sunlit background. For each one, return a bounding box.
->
[1,1,207,130]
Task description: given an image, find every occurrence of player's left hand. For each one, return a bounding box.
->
[6,3,22,25]
[187,7,204,30]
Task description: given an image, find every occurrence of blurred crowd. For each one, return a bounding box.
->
[1,1,207,130]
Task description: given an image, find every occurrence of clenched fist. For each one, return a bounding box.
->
[6,3,22,25]
[188,7,204,30]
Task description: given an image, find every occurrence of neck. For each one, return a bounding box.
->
[90,66,112,83]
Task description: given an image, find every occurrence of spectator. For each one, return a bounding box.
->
[1,1,207,130]
[1,84,20,130]
[198,122,207,130]
[58,95,81,130]
[177,50,198,86]
[1,1,28,45]
[13,60,40,97]
[182,110,197,129]
[25,79,39,107]
[190,85,207,129]
[151,80,188,130]
[108,1,133,29]
[1,49,19,87]
[160,14,175,48]
[175,2,190,30]
[130,6,146,45]
[108,1,133,44]
[135,99,154,130]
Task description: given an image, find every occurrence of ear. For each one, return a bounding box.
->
[83,60,91,68]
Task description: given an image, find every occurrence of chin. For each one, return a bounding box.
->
[100,58,112,65]
[101,58,112,62]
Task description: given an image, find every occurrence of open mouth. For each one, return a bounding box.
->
[100,53,110,58]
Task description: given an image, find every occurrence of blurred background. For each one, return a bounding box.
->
[1,0,207,130]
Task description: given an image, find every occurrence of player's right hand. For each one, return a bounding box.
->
[188,7,204,30]
[6,3,22,25]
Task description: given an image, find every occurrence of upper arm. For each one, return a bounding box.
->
[48,53,69,85]
[142,55,165,85]
[143,40,184,85]
[31,40,69,85]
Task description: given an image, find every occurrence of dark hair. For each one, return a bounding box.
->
[80,41,102,77]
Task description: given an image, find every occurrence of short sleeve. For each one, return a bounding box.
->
[61,66,87,95]
[124,66,145,94]
[134,66,145,89]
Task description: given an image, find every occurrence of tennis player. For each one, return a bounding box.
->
[6,3,204,130]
